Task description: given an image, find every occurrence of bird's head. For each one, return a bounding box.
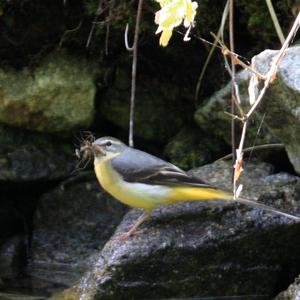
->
[77,136,126,163]
[91,137,126,159]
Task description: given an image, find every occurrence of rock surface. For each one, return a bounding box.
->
[53,161,300,300]
[0,125,74,181]
[274,275,300,300]
[165,126,230,169]
[29,172,127,287]
[194,45,300,174]
[0,52,95,133]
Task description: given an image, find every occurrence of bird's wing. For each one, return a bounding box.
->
[111,147,212,188]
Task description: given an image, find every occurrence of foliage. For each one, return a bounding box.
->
[154,0,198,46]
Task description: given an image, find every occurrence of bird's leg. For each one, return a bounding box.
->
[115,210,151,240]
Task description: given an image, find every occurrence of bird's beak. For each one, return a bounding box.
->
[91,143,106,156]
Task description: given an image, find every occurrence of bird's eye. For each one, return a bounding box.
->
[106,141,112,147]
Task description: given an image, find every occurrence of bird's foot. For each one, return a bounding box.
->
[113,229,142,240]
[112,211,151,240]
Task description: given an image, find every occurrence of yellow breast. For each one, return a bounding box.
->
[94,156,171,210]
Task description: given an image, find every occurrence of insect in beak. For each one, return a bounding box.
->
[91,143,106,156]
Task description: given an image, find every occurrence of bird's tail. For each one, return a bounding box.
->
[234,196,300,220]
[169,186,300,220]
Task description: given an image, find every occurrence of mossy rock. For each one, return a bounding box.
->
[0,51,96,134]
[165,126,230,170]
[195,46,300,174]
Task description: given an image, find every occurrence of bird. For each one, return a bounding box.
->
[78,136,300,239]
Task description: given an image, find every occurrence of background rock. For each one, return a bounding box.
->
[0,51,95,133]
[274,276,300,300]
[56,160,300,300]
[195,45,300,175]
[98,69,191,143]
[164,126,231,169]
[29,172,127,287]
[0,235,26,280]
[0,125,75,181]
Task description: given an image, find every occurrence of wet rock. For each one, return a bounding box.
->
[29,172,127,287]
[0,235,26,280]
[0,51,95,133]
[56,161,300,300]
[194,45,300,175]
[0,125,74,181]
[274,275,300,300]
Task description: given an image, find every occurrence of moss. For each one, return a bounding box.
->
[235,0,296,49]
[165,126,230,170]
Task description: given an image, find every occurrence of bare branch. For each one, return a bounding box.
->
[59,21,82,48]
[211,33,267,80]
[217,143,284,161]
[229,0,237,182]
[265,0,285,45]
[194,0,229,105]
[246,12,300,119]
[128,0,144,147]
[232,12,300,197]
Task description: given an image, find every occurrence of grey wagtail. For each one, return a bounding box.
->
[78,136,300,238]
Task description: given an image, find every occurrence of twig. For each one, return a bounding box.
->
[86,0,108,48]
[229,0,236,182]
[128,0,144,147]
[233,12,300,197]
[217,143,284,161]
[265,0,285,45]
[194,0,229,105]
[246,12,300,119]
[59,21,82,48]
[211,33,267,80]
[233,118,247,198]
[248,112,266,160]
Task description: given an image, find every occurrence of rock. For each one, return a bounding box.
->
[0,292,46,300]
[29,173,127,287]
[0,51,95,133]
[54,161,300,300]
[0,235,26,280]
[99,69,190,143]
[194,45,300,174]
[274,276,300,300]
[165,126,230,169]
[0,125,74,181]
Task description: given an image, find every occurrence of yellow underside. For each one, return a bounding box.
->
[94,157,231,210]
[167,186,231,201]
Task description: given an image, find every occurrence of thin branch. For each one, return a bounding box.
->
[194,0,229,105]
[229,0,236,182]
[86,0,108,48]
[246,12,300,119]
[233,119,247,198]
[128,0,144,147]
[59,21,82,48]
[217,143,284,161]
[265,0,285,45]
[232,12,300,197]
[211,33,267,80]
